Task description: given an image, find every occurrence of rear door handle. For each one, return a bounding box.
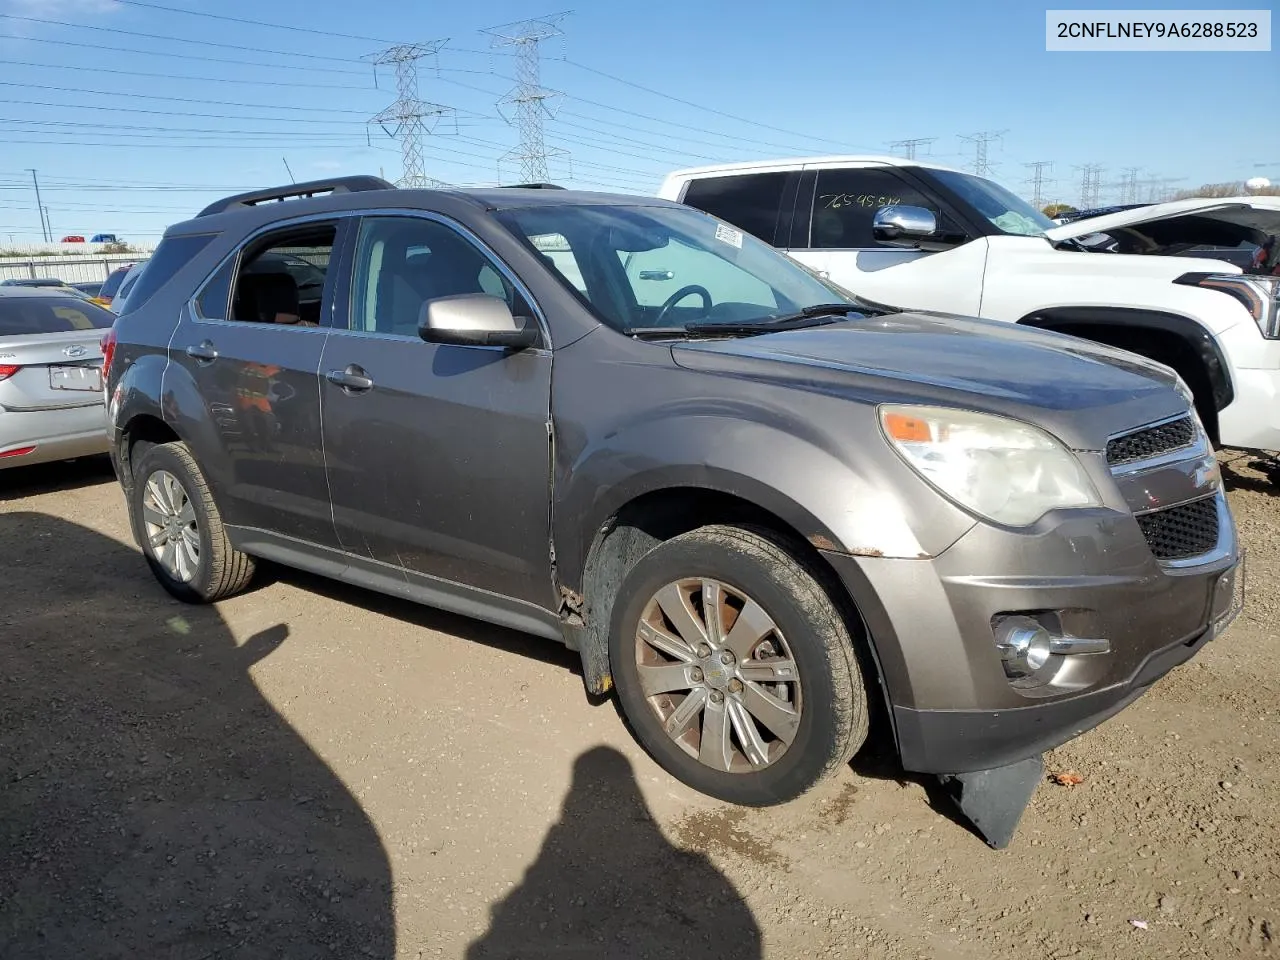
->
[185,341,218,362]
[325,364,374,393]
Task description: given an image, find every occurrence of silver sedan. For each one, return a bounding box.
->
[0,287,113,469]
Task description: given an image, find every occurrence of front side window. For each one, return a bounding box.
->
[498,203,853,333]
[194,225,336,325]
[680,172,792,245]
[927,169,1056,237]
[806,168,942,249]
[348,216,520,337]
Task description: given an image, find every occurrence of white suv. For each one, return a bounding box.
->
[658,157,1280,457]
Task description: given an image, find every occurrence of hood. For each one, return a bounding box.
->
[669,312,1187,447]
[1045,195,1280,245]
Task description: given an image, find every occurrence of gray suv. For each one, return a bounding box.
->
[103,177,1242,836]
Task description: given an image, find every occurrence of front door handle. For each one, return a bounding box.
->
[186,340,218,362]
[325,364,374,393]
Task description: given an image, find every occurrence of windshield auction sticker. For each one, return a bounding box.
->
[1046,9,1270,50]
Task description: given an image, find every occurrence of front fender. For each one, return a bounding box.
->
[552,409,976,592]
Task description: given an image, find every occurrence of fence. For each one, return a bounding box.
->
[0,254,144,285]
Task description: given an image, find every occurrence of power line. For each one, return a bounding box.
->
[107,0,398,45]
[0,58,380,91]
[559,58,857,151]
[483,13,571,184]
[958,130,1007,176]
[0,79,383,116]
[367,42,455,188]
[1024,160,1054,208]
[0,11,362,63]
[0,31,370,75]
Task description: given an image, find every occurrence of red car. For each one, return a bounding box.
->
[61,235,86,243]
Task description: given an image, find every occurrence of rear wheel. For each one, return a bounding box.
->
[130,441,255,603]
[609,525,868,806]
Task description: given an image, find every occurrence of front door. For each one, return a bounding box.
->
[319,214,555,607]
[167,222,342,547]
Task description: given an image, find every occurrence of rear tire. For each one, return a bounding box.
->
[609,524,868,806]
[130,441,255,603]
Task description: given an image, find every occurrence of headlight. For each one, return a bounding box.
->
[880,405,1102,526]
[1177,273,1280,339]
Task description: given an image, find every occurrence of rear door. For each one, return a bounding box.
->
[319,213,554,606]
[0,295,113,458]
[167,220,345,548]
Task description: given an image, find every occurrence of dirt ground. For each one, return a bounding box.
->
[1,455,1276,960]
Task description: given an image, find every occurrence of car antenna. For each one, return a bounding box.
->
[282,158,297,184]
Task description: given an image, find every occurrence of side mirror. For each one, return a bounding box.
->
[872,205,943,249]
[418,293,539,350]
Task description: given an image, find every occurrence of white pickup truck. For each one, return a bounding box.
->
[658,157,1280,460]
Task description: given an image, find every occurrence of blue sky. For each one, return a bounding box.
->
[0,0,1276,243]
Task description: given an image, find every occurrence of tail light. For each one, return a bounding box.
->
[101,326,118,380]
[0,364,19,383]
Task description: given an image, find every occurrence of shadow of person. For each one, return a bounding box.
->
[467,746,762,960]
[0,511,394,959]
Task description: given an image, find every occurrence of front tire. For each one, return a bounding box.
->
[609,525,869,806]
[130,441,255,603]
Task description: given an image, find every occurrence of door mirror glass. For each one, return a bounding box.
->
[418,293,538,350]
[872,205,938,244]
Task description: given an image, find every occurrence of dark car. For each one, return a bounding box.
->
[102,177,1241,843]
[96,263,134,307]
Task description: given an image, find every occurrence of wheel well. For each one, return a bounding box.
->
[1023,318,1221,443]
[119,414,180,484]
[574,487,880,703]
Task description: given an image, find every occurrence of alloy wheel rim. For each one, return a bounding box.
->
[635,578,801,773]
[142,469,200,583]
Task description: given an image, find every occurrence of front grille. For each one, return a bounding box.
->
[1107,416,1196,466]
[1137,497,1220,561]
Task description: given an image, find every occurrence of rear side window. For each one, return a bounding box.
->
[681,173,792,245]
[195,224,336,326]
[0,297,116,336]
[116,233,215,315]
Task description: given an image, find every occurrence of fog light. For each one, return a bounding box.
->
[995,618,1053,678]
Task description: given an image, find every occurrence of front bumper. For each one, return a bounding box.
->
[821,494,1242,775]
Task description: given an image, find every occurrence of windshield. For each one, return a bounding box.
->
[496,203,855,333]
[929,169,1057,238]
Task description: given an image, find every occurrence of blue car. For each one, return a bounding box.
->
[91,233,119,244]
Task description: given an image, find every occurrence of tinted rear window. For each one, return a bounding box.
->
[117,233,217,315]
[0,297,116,336]
[681,172,792,244]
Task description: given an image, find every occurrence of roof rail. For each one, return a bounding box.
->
[502,182,566,190]
[197,175,395,218]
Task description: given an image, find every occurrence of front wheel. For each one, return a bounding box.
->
[609,525,869,806]
[129,441,255,603]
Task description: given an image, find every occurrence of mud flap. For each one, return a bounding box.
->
[937,754,1043,850]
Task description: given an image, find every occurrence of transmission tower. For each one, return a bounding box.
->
[1138,175,1185,201]
[888,137,935,160]
[1024,161,1054,209]
[1074,163,1105,208]
[959,130,1007,176]
[483,12,571,183]
[366,41,455,188]
[1116,166,1142,204]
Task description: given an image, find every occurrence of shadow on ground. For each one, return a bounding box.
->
[467,746,762,960]
[0,511,395,958]
[0,455,116,502]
